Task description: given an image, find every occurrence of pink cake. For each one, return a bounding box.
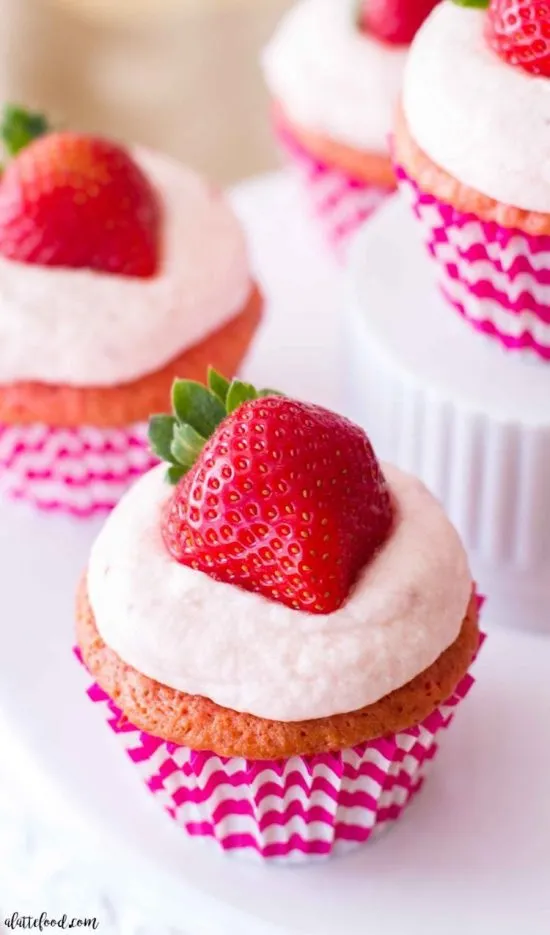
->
[0,106,261,515]
[76,371,483,862]
[394,0,550,359]
[262,0,441,259]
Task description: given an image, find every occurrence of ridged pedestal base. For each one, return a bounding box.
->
[346,196,550,633]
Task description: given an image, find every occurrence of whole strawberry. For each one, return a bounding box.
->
[359,0,442,45]
[149,370,393,615]
[483,0,550,76]
[0,104,160,278]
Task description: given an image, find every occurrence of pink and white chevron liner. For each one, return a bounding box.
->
[396,163,550,361]
[275,117,391,263]
[0,422,157,516]
[77,639,482,863]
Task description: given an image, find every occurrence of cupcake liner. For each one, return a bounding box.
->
[275,117,391,262]
[76,622,483,863]
[0,422,157,516]
[396,163,550,361]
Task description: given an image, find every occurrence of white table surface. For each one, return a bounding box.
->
[1,172,550,934]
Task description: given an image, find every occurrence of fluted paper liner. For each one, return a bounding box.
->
[0,422,157,516]
[76,621,483,863]
[397,163,550,361]
[275,115,391,262]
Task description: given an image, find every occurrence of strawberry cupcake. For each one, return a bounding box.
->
[394,0,550,359]
[0,105,262,515]
[262,0,441,258]
[76,369,482,862]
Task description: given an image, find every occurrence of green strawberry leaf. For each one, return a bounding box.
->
[172,379,226,437]
[450,0,489,7]
[226,380,258,414]
[148,414,178,464]
[166,464,187,485]
[1,104,49,158]
[170,423,206,471]
[150,369,284,485]
[207,366,231,405]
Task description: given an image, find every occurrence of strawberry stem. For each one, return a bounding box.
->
[148,368,283,484]
[1,104,49,159]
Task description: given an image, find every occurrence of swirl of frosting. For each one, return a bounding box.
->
[87,463,472,723]
[0,150,252,388]
[262,0,408,153]
[403,1,550,213]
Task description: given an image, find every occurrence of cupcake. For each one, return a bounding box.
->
[262,0,441,258]
[394,0,550,360]
[0,105,262,515]
[76,369,482,862]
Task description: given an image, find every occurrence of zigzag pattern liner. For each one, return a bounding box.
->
[275,117,390,262]
[77,626,484,863]
[396,164,550,361]
[0,422,158,516]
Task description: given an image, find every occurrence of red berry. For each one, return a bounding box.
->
[162,396,393,615]
[359,0,441,45]
[486,0,550,76]
[0,133,161,278]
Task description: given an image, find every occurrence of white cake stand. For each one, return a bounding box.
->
[346,195,550,635]
[1,173,550,935]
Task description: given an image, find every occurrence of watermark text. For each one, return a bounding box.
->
[4,912,99,930]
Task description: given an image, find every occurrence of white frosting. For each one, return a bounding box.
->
[262,0,408,153]
[403,2,550,213]
[0,149,252,387]
[87,462,472,723]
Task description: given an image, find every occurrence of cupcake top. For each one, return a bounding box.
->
[403,0,550,212]
[262,0,410,153]
[87,372,472,724]
[0,106,252,388]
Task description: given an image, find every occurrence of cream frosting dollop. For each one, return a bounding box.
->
[0,149,252,388]
[262,0,408,153]
[403,1,550,213]
[87,462,472,723]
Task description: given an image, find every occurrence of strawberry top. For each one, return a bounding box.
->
[149,370,394,615]
[359,0,442,45]
[453,0,550,78]
[0,104,161,278]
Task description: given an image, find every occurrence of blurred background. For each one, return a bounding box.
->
[0,0,294,184]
